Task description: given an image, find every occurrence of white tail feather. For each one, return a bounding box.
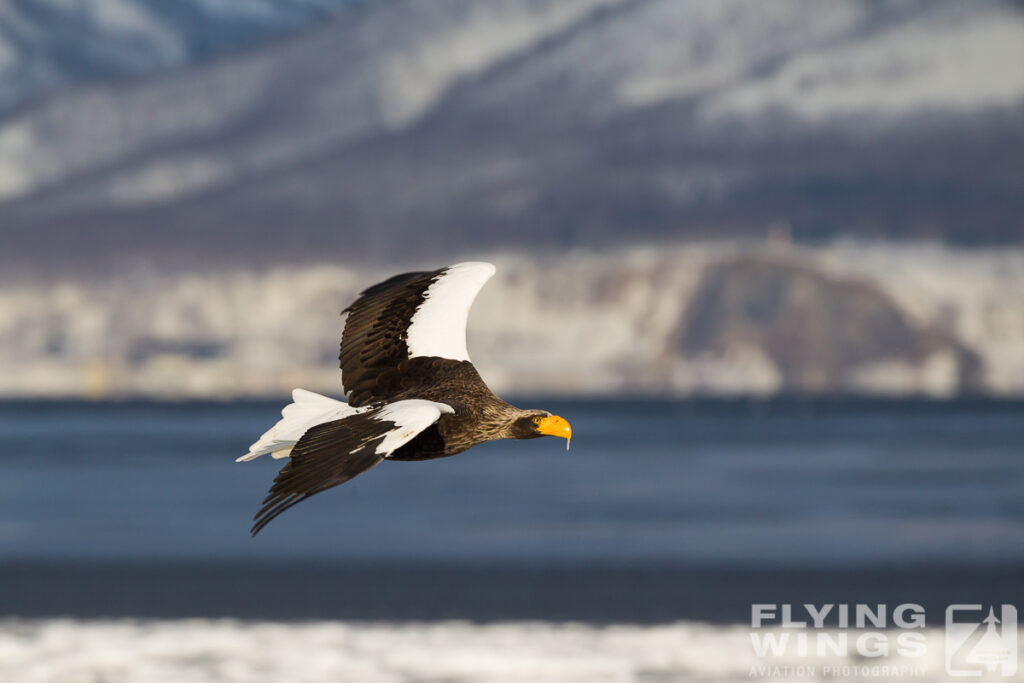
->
[236,389,365,462]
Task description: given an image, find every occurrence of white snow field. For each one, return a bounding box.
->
[1,618,1020,683]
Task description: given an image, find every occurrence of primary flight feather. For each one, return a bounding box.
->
[238,262,572,535]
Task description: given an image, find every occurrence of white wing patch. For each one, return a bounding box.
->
[374,399,454,456]
[237,389,368,462]
[406,261,496,361]
[238,392,453,462]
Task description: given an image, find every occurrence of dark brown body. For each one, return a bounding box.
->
[366,358,521,460]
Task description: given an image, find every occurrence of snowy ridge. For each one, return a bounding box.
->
[0,0,1021,256]
[0,0,622,205]
[0,0,358,115]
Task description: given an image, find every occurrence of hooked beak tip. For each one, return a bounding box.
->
[537,414,572,446]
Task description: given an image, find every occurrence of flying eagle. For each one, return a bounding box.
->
[238,262,572,534]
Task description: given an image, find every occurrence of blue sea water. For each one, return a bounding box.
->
[1,398,1021,564]
[1,398,1022,621]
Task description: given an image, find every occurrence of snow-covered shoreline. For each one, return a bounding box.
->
[2,241,1023,399]
[5,617,1015,683]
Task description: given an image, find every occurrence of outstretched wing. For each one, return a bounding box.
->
[251,399,453,535]
[339,262,495,406]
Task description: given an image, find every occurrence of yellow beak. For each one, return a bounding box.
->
[536,415,572,450]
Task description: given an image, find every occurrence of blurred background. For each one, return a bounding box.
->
[1,1,1023,681]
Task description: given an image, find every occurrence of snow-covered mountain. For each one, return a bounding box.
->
[1,0,1023,271]
[0,0,359,114]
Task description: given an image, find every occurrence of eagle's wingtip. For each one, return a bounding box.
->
[448,261,496,276]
